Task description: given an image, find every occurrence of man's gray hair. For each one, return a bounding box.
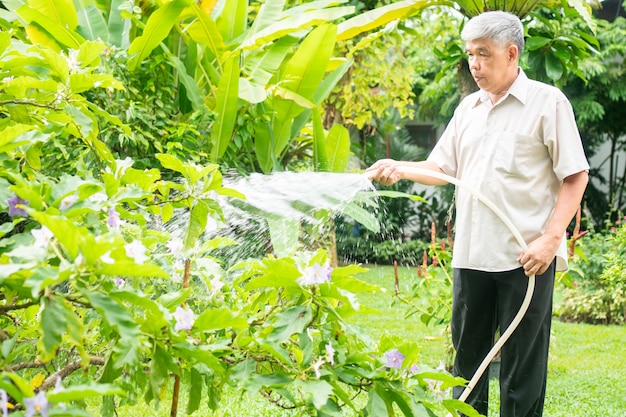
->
[461,11,525,55]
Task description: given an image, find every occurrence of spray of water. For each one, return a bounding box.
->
[163,171,378,267]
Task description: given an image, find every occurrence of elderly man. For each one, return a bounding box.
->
[366,11,589,417]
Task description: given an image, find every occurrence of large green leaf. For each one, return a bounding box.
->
[238,7,353,51]
[312,107,328,172]
[184,199,209,250]
[17,5,85,48]
[127,0,191,71]
[215,0,247,42]
[325,123,350,172]
[29,0,78,29]
[167,54,204,111]
[248,0,286,35]
[108,0,131,47]
[244,36,297,88]
[187,2,225,67]
[254,120,274,174]
[271,24,337,155]
[75,4,108,42]
[209,51,240,161]
[336,0,430,41]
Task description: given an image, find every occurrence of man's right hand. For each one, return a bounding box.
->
[365,159,403,186]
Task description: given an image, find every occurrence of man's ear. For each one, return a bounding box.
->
[508,44,519,62]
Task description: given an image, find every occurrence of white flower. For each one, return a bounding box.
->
[325,342,335,366]
[210,277,224,292]
[60,195,78,210]
[297,263,332,286]
[173,306,195,331]
[124,240,148,264]
[166,239,184,256]
[89,192,108,203]
[312,358,324,378]
[24,391,49,417]
[114,278,125,288]
[63,49,81,72]
[100,251,114,264]
[32,227,54,249]
[115,157,134,178]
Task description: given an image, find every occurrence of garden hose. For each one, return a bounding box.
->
[367,167,536,408]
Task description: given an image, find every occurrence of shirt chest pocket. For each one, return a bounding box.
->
[493,133,546,177]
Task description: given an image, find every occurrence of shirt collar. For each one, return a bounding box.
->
[473,68,528,107]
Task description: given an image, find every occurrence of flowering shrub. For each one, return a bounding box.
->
[0,21,481,417]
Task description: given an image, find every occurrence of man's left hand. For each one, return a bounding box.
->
[517,234,560,276]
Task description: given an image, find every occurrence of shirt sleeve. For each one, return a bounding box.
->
[545,94,590,181]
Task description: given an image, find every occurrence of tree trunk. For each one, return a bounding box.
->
[457,58,479,99]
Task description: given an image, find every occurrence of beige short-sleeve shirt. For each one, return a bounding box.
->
[428,69,589,272]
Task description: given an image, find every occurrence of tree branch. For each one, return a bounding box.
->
[38,357,105,391]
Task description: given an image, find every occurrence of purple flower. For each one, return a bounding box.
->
[297,263,332,286]
[173,306,195,331]
[7,195,29,217]
[384,348,405,369]
[1,389,9,417]
[24,391,50,417]
[107,207,120,229]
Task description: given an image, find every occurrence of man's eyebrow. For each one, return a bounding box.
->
[466,46,490,53]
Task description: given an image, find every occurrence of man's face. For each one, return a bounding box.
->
[465,38,513,94]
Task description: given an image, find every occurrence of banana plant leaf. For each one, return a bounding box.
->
[127,0,190,71]
[271,24,337,155]
[210,51,240,161]
[75,4,109,42]
[336,0,431,41]
[16,5,85,48]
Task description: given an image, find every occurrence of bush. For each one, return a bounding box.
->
[557,216,626,324]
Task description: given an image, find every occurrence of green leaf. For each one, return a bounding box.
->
[127,0,191,71]
[166,54,204,111]
[83,291,140,339]
[156,153,186,175]
[17,5,85,48]
[340,202,380,233]
[76,4,109,42]
[184,199,209,250]
[295,380,334,409]
[216,0,247,42]
[365,384,390,417]
[239,7,353,51]
[194,307,248,331]
[254,120,274,174]
[545,50,564,81]
[312,107,328,172]
[38,297,69,362]
[271,24,337,156]
[336,0,430,41]
[266,218,300,257]
[29,211,83,259]
[47,383,125,403]
[209,51,240,161]
[30,0,78,29]
[108,0,131,48]
[325,124,350,172]
[525,36,551,51]
[187,2,225,66]
[267,305,312,343]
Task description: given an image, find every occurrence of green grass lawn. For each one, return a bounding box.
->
[105,265,626,416]
[352,265,626,417]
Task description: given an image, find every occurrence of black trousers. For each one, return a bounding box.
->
[451,263,555,417]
